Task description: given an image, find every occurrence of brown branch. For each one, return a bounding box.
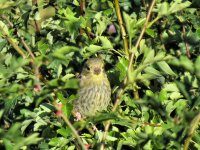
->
[114,0,129,56]
[182,24,191,58]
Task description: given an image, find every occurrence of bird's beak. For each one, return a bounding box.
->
[94,67,101,75]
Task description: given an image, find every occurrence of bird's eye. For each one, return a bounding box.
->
[86,65,90,70]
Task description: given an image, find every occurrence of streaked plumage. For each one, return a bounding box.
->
[73,57,111,118]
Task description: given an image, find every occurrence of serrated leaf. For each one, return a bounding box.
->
[179,56,194,73]
[146,28,155,37]
[169,1,191,14]
[154,51,166,61]
[194,56,200,79]
[85,44,102,52]
[62,103,72,118]
[57,127,71,138]
[40,103,55,113]
[52,46,79,59]
[116,57,128,81]
[0,20,9,35]
[157,61,176,76]
[144,66,162,77]
[158,2,169,16]
[64,79,79,89]
[143,50,155,64]
[98,36,113,49]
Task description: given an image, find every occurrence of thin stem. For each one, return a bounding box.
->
[0,25,26,58]
[114,0,129,56]
[1,15,35,60]
[184,113,200,150]
[62,114,87,150]
[100,88,124,150]
[147,16,160,28]
[128,0,156,76]
[182,24,190,58]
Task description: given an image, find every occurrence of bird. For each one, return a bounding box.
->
[73,57,111,119]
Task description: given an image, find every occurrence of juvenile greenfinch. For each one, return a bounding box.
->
[73,57,111,119]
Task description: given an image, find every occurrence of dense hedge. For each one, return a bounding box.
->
[0,0,200,149]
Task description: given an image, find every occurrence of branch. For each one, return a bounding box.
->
[184,113,200,150]
[61,115,87,150]
[1,15,35,60]
[127,0,156,75]
[114,0,129,56]
[100,88,124,150]
[0,25,26,58]
[182,24,190,58]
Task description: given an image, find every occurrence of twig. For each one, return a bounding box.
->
[114,0,129,56]
[100,1,157,149]
[80,0,86,16]
[1,15,35,60]
[0,25,26,58]
[100,89,124,150]
[184,113,200,150]
[182,24,191,58]
[127,0,156,75]
[61,114,87,150]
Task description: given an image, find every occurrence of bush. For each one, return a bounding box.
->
[0,0,200,149]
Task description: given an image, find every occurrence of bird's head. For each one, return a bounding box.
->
[82,57,105,77]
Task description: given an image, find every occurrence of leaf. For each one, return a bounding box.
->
[154,51,166,61]
[57,127,72,138]
[116,57,129,81]
[38,40,49,55]
[52,46,79,60]
[123,12,137,42]
[146,28,155,38]
[64,79,79,89]
[0,20,9,35]
[143,50,155,64]
[158,2,169,16]
[157,61,176,76]
[168,1,191,15]
[194,56,200,79]
[98,36,113,49]
[175,81,190,101]
[179,56,194,73]
[40,103,55,113]
[62,103,73,118]
[144,66,162,77]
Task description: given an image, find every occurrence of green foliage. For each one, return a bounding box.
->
[0,0,200,149]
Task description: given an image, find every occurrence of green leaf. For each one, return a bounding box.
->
[38,40,48,55]
[144,66,162,77]
[179,56,194,73]
[52,46,79,60]
[98,36,113,49]
[116,57,128,81]
[57,127,72,138]
[146,28,155,38]
[168,1,191,15]
[194,56,200,79]
[157,61,176,76]
[64,79,79,89]
[158,2,169,16]
[143,50,155,64]
[123,12,137,42]
[40,103,55,113]
[62,103,73,118]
